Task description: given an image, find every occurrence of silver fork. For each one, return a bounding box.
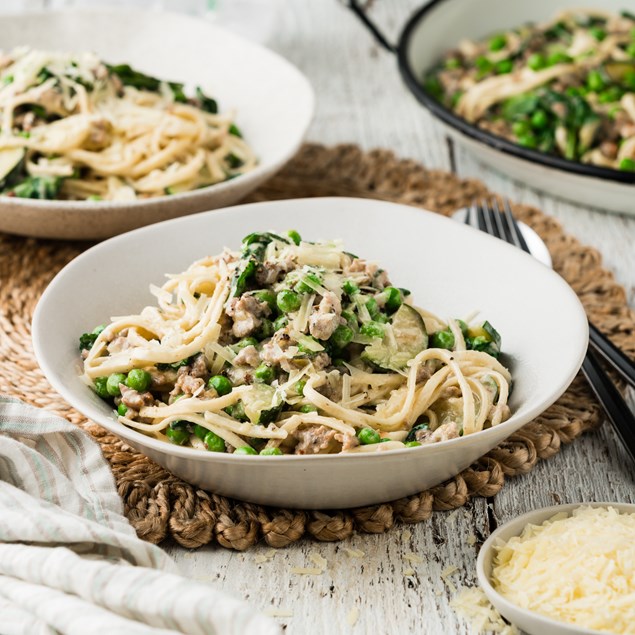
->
[465,199,635,462]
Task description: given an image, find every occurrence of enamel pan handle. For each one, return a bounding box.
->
[342,0,396,53]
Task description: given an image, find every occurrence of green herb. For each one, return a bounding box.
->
[195,86,218,114]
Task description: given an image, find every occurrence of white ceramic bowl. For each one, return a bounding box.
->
[33,197,588,509]
[395,0,635,215]
[0,9,314,240]
[477,502,635,635]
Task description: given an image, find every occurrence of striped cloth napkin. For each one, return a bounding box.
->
[0,396,280,635]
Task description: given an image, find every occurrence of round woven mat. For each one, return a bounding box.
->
[2,143,634,551]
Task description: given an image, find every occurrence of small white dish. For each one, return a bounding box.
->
[33,197,588,509]
[0,8,314,240]
[477,501,635,635]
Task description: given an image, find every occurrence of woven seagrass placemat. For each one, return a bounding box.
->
[2,143,634,550]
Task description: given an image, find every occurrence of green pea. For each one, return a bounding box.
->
[106,373,127,397]
[166,423,190,445]
[527,53,546,71]
[357,427,381,445]
[587,70,604,92]
[489,34,507,51]
[627,43,635,58]
[295,380,306,396]
[276,289,301,313]
[296,272,322,294]
[342,280,359,296]
[234,337,258,351]
[298,404,317,413]
[547,51,571,66]
[193,424,209,440]
[254,289,277,312]
[495,59,513,75]
[204,430,226,452]
[530,110,548,130]
[405,441,422,448]
[254,363,275,384]
[208,375,232,396]
[517,133,537,149]
[330,324,354,349]
[117,402,128,416]
[431,330,455,350]
[383,287,402,313]
[589,26,606,41]
[619,158,635,171]
[93,377,109,399]
[286,229,301,245]
[273,315,288,331]
[474,56,492,71]
[234,446,257,455]
[257,318,274,339]
[360,321,385,339]
[511,120,531,136]
[125,368,151,392]
[260,447,283,456]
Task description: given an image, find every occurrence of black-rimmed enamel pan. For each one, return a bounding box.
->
[344,0,635,216]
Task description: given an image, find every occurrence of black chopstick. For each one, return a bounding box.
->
[588,322,635,390]
[581,349,635,464]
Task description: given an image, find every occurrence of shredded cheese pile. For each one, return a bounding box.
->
[492,506,635,634]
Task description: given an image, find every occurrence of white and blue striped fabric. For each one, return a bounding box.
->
[0,396,279,635]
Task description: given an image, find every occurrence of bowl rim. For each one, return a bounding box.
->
[32,196,588,464]
[396,0,635,186]
[476,501,635,635]
[0,6,315,210]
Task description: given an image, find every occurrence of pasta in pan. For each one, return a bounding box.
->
[424,9,635,171]
[0,47,256,201]
[79,231,512,456]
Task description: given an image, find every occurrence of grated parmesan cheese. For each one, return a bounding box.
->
[309,552,328,570]
[403,552,424,564]
[491,506,635,634]
[264,608,294,618]
[403,567,416,576]
[451,587,518,635]
[344,548,365,559]
[441,565,459,593]
[290,567,324,576]
[346,607,360,627]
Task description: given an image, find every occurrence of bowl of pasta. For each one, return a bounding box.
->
[33,197,588,509]
[347,0,635,214]
[0,9,314,239]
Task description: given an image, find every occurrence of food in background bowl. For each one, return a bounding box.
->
[79,230,511,456]
[423,9,635,171]
[0,47,256,201]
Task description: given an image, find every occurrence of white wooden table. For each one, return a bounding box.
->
[23,0,633,631]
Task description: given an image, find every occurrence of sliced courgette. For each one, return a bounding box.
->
[361,304,428,372]
[0,147,25,187]
[242,383,284,424]
[604,61,635,85]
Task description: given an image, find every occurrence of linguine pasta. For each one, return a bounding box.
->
[79,231,512,456]
[0,47,256,201]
